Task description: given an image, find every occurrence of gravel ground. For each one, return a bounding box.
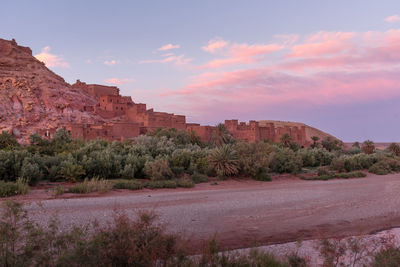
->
[6,173,400,251]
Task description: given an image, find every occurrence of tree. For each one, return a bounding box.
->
[388,143,400,156]
[0,131,19,150]
[352,142,360,149]
[311,136,320,148]
[362,140,375,154]
[322,137,342,152]
[208,144,239,177]
[280,133,292,147]
[211,123,232,146]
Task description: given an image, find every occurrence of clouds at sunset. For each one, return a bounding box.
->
[157,44,180,51]
[34,46,69,68]
[157,27,400,125]
[103,60,119,66]
[200,39,283,69]
[385,15,400,23]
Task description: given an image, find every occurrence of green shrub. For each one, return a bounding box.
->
[68,178,113,194]
[191,172,209,184]
[145,180,177,189]
[144,158,173,180]
[0,178,29,197]
[52,185,65,196]
[368,157,400,175]
[15,178,29,195]
[20,159,42,185]
[112,179,143,190]
[176,179,195,188]
[334,171,367,178]
[236,142,272,178]
[253,168,272,181]
[0,181,19,197]
[0,131,19,150]
[270,148,302,174]
[330,154,377,172]
[372,247,400,266]
[302,171,366,181]
[317,166,332,176]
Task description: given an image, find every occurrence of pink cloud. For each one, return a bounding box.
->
[200,42,283,69]
[202,38,229,53]
[385,15,400,23]
[104,59,119,66]
[159,28,400,121]
[288,31,355,58]
[139,54,192,65]
[104,78,135,85]
[34,46,69,68]
[157,44,180,51]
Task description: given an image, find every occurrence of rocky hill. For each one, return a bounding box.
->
[0,38,102,142]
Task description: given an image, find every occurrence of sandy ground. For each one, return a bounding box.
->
[2,173,400,252]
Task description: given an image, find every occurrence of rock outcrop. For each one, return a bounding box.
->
[0,38,103,142]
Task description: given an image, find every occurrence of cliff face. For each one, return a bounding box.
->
[0,38,102,141]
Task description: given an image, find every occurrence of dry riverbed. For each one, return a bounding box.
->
[2,173,400,252]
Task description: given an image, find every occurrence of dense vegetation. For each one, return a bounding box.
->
[1,127,400,197]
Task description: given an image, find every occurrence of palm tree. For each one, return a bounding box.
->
[388,143,400,156]
[311,136,320,148]
[352,142,360,149]
[208,144,239,177]
[280,133,292,147]
[362,140,375,154]
[211,123,232,146]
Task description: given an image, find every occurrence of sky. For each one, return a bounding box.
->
[2,0,400,141]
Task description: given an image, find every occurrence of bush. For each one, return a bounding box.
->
[330,154,377,172]
[317,166,332,176]
[176,179,195,188]
[372,247,400,266]
[302,171,366,181]
[270,148,302,174]
[253,168,272,181]
[144,157,173,180]
[0,131,19,150]
[52,185,65,196]
[68,178,113,194]
[0,178,29,197]
[236,142,272,179]
[112,179,143,190]
[0,181,19,197]
[368,157,400,175]
[208,144,239,177]
[145,180,177,189]
[191,172,209,184]
[0,201,183,267]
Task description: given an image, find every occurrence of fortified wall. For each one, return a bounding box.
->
[188,120,309,146]
[59,81,311,145]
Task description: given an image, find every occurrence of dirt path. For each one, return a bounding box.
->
[6,174,400,251]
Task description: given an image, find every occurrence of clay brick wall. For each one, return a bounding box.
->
[186,124,216,142]
[72,80,119,98]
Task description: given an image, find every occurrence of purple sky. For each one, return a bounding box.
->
[3,0,400,141]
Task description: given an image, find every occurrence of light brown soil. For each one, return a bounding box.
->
[3,173,400,252]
